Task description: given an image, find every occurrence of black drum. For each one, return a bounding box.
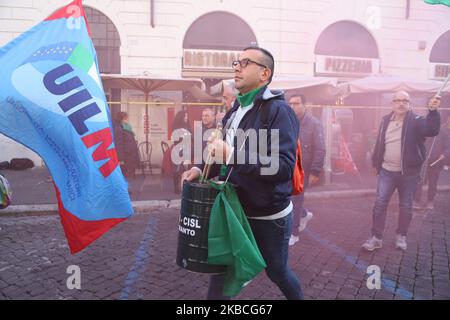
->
[176,180,226,274]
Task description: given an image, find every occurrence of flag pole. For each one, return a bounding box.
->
[201,122,223,183]
[437,72,450,97]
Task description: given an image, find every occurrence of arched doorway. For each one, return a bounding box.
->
[84,7,121,115]
[182,11,257,81]
[183,11,257,51]
[182,11,257,124]
[314,21,381,175]
[429,30,450,80]
[429,30,450,113]
[314,20,380,78]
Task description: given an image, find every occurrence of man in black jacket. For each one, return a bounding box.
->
[362,91,441,251]
[414,111,450,210]
[288,94,325,246]
[182,46,303,299]
[113,112,140,179]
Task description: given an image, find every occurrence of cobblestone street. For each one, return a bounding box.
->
[1,191,449,300]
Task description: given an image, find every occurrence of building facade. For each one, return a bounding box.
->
[1,0,449,165]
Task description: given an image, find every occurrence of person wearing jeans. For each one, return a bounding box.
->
[182,46,303,300]
[363,91,441,251]
[207,213,303,300]
[290,172,313,245]
[372,168,420,240]
[288,94,325,246]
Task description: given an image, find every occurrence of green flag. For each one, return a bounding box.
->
[424,0,450,6]
[207,181,266,297]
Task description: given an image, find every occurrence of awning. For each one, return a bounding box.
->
[270,75,339,101]
[101,73,220,103]
[214,75,339,101]
[337,74,450,97]
[269,75,338,90]
[101,74,204,97]
[100,74,207,146]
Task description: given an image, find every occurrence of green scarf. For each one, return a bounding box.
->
[220,86,264,176]
[236,86,264,108]
[122,122,135,136]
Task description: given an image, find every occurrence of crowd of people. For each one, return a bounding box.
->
[111,45,447,299]
[103,45,449,301]
[1,44,448,301]
[178,46,447,300]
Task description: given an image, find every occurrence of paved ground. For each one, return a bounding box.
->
[1,189,449,300]
[2,166,449,205]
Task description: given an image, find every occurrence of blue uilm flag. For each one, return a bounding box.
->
[0,0,133,253]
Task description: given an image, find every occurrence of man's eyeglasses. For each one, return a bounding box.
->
[392,99,410,104]
[232,58,267,69]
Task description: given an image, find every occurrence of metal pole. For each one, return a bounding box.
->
[145,92,149,157]
[405,0,410,19]
[323,106,333,185]
[437,72,450,97]
[150,0,155,28]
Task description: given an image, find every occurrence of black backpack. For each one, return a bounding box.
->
[10,158,34,170]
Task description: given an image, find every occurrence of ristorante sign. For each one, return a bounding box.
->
[182,49,240,75]
[315,55,380,77]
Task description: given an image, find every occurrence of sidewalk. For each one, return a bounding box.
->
[0,166,449,214]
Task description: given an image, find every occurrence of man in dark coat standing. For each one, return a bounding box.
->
[362,91,441,252]
[113,112,140,179]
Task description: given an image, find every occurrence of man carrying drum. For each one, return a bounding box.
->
[182,46,303,300]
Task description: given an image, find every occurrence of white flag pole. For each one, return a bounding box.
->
[437,72,450,97]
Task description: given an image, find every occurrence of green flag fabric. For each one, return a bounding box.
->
[424,0,450,6]
[207,181,266,297]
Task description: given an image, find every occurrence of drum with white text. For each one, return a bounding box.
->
[176,180,226,273]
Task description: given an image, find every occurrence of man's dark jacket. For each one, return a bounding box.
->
[298,113,325,176]
[372,110,440,175]
[203,86,300,218]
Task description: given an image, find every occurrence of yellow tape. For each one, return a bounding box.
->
[107,101,430,111]
[107,101,223,107]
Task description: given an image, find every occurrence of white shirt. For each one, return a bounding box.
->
[225,103,254,148]
[382,120,403,172]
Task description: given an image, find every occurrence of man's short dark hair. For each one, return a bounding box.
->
[115,111,128,122]
[288,94,306,104]
[243,46,274,83]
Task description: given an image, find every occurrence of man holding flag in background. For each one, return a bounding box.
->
[0,0,133,253]
[362,91,441,252]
